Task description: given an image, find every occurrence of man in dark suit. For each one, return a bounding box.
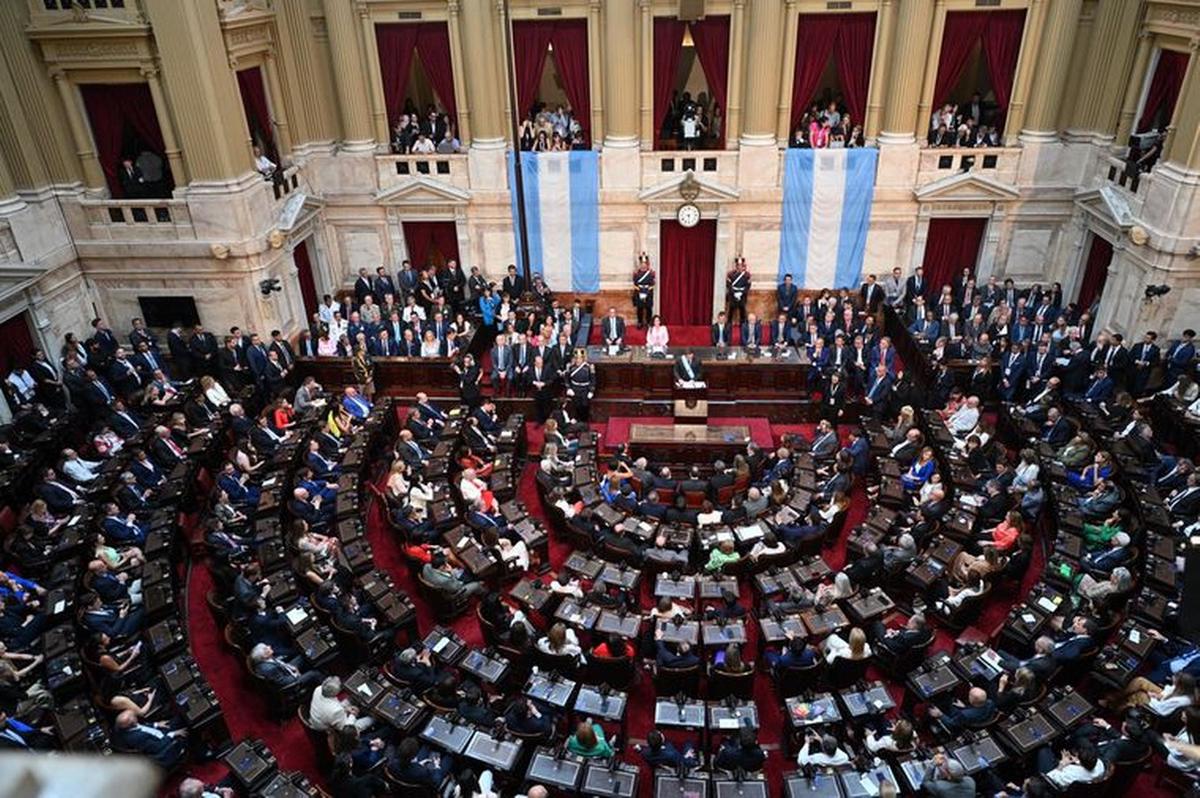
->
[502,264,525,298]
[373,266,396,301]
[1050,617,1098,664]
[188,325,218,376]
[740,314,764,348]
[863,364,892,417]
[268,330,296,373]
[250,643,323,690]
[777,274,798,317]
[905,267,926,304]
[859,273,884,312]
[929,687,996,734]
[117,159,146,198]
[870,614,930,659]
[674,350,703,384]
[713,728,766,773]
[1165,329,1196,387]
[601,308,625,348]
[111,710,187,768]
[1167,474,1200,518]
[29,350,64,408]
[82,370,117,412]
[1040,408,1073,447]
[1129,331,1160,396]
[711,311,732,347]
[353,268,374,306]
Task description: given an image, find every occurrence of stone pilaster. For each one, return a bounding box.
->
[881,0,936,143]
[52,70,106,192]
[724,0,747,149]
[603,0,638,147]
[1165,38,1200,169]
[319,0,375,150]
[865,0,896,141]
[1081,0,1144,136]
[274,0,337,147]
[446,0,472,145]
[1002,0,1046,145]
[739,0,782,145]
[775,0,801,145]
[1020,0,1082,139]
[1115,32,1154,144]
[638,0,654,148]
[144,0,254,181]
[914,0,947,142]
[461,0,504,142]
[587,0,603,146]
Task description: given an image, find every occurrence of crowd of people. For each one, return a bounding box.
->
[389,101,462,155]
[660,90,723,150]
[517,102,587,152]
[790,96,866,149]
[926,95,1004,148]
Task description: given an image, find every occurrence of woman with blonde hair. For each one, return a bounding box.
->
[886,405,916,445]
[200,374,231,407]
[822,626,871,664]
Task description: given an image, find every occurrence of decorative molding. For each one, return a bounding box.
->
[638,170,741,203]
[913,171,1021,202]
[374,176,471,206]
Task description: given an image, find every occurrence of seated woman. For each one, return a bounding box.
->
[200,375,231,408]
[272,399,296,432]
[1082,509,1129,550]
[645,316,670,354]
[1165,707,1200,774]
[292,521,341,564]
[864,719,917,754]
[92,425,125,458]
[900,447,937,492]
[1067,451,1114,491]
[932,575,988,615]
[711,643,752,675]
[480,527,529,572]
[540,444,574,482]
[814,572,856,608]
[949,546,1005,585]
[821,626,871,665]
[567,720,616,759]
[294,551,337,589]
[458,468,495,513]
[979,511,1024,553]
[95,537,143,572]
[649,596,691,623]
[1012,448,1040,493]
[537,622,582,659]
[994,667,1040,713]
[886,406,917,446]
[705,539,741,574]
[542,419,578,456]
[592,633,635,660]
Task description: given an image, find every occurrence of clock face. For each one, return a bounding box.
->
[676,203,701,228]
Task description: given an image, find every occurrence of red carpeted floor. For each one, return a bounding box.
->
[179,418,1174,797]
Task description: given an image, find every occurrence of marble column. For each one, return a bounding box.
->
[461,0,503,142]
[775,0,801,145]
[865,0,896,141]
[1020,0,1081,140]
[914,0,947,142]
[880,0,936,143]
[1165,38,1200,168]
[319,0,375,150]
[1115,33,1154,144]
[587,0,604,146]
[446,0,472,145]
[275,0,337,146]
[1001,0,1046,145]
[739,0,781,146]
[360,7,390,148]
[144,0,254,181]
[604,0,639,148]
[144,66,188,187]
[261,53,294,157]
[1084,0,1144,136]
[638,0,654,147]
[52,70,106,192]
[724,0,747,149]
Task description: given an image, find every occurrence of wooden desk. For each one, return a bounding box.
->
[628,423,751,465]
[586,345,809,400]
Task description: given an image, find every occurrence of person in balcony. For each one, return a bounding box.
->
[253,146,277,180]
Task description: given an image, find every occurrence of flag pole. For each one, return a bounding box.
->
[500,0,534,293]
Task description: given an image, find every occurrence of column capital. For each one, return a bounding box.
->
[47,66,66,82]
[354,0,371,21]
[448,0,460,13]
[139,64,159,79]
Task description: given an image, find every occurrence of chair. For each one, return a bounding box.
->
[825,656,870,690]
[297,704,334,770]
[683,490,707,509]
[653,662,702,698]
[585,655,636,690]
[417,570,469,622]
[716,484,735,505]
[708,667,755,700]
[381,767,438,798]
[774,661,823,698]
[476,605,500,647]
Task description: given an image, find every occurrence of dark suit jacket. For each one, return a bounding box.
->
[674,357,703,382]
[711,323,732,347]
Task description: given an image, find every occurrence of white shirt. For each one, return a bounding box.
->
[460,476,485,505]
[63,457,102,483]
[309,688,354,731]
[1045,758,1104,788]
[948,406,980,436]
[255,154,276,176]
[412,138,435,154]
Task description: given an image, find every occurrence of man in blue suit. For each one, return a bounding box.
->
[998,342,1026,401]
[1165,329,1196,387]
[1130,331,1161,396]
[111,710,188,768]
[341,386,372,419]
[218,463,261,508]
[1083,367,1115,402]
[1050,617,1099,664]
[740,313,765,348]
[777,274,798,317]
[863,364,892,418]
[909,310,940,345]
[101,502,147,547]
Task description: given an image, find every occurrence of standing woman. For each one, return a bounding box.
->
[351,344,375,401]
[454,353,483,408]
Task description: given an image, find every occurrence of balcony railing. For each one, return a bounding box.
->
[916,146,1021,187]
[640,149,738,190]
[376,153,470,193]
[1105,154,1146,196]
[72,197,195,241]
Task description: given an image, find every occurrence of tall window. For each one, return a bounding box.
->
[375,23,460,154]
[652,17,729,150]
[512,19,592,151]
[79,83,173,198]
[788,13,876,149]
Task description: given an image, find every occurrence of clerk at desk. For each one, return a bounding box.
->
[674,350,705,386]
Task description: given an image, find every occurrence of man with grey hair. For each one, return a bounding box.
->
[178,777,233,798]
[923,753,975,797]
[743,487,768,517]
[249,643,323,690]
[309,675,373,732]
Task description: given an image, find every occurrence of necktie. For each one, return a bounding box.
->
[99,382,111,401]
[167,439,184,457]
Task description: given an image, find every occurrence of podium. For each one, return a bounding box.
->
[673,384,708,425]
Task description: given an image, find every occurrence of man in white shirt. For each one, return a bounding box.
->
[411,134,436,154]
[62,449,103,483]
[796,733,851,767]
[947,397,982,437]
[253,146,276,178]
[309,676,372,732]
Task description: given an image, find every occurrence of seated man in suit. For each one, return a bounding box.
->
[600,307,625,348]
[396,430,429,469]
[655,632,701,669]
[809,419,840,461]
[674,350,704,385]
[79,592,142,640]
[1077,479,1121,520]
[341,386,372,420]
[870,613,930,659]
[100,502,147,547]
[420,553,485,601]
[710,311,733,347]
[390,646,442,692]
[290,486,334,527]
[1050,616,1099,665]
[503,697,555,738]
[713,727,767,773]
[388,736,453,788]
[637,729,700,770]
[111,709,188,769]
[1082,532,1132,573]
[249,642,323,691]
[928,686,997,734]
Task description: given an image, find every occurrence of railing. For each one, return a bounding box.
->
[71,197,195,241]
[640,149,738,188]
[271,165,302,202]
[376,153,470,193]
[916,146,1022,186]
[1104,154,1147,196]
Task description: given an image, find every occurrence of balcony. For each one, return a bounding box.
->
[376,153,470,194]
[640,150,737,190]
[915,146,1021,189]
[70,197,195,242]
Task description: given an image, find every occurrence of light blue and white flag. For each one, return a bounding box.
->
[777,148,877,289]
[507,150,600,293]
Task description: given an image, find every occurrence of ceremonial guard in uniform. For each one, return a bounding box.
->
[633,254,655,329]
[565,349,595,422]
[726,257,751,326]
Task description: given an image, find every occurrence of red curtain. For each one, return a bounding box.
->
[933,11,1026,117]
[789,15,840,132]
[921,218,988,295]
[236,67,277,161]
[1076,235,1113,311]
[512,22,556,120]
[653,18,687,139]
[376,23,457,126]
[547,20,591,147]
[404,221,460,270]
[689,16,730,118]
[0,313,37,374]
[415,24,458,120]
[980,10,1026,126]
[659,219,716,326]
[79,83,169,197]
[294,240,319,317]
[376,24,420,126]
[834,13,877,124]
[1138,50,1190,133]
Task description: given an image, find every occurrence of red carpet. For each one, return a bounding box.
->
[603,416,775,451]
[179,418,1175,796]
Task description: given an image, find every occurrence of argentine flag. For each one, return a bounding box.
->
[507,150,601,293]
[777,148,877,289]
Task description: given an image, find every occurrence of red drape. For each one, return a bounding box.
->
[921,218,988,295]
[512,20,591,145]
[415,24,458,120]
[1076,235,1113,311]
[79,83,169,197]
[403,221,460,270]
[293,240,319,318]
[689,16,730,118]
[376,23,458,126]
[1138,50,1190,133]
[0,313,37,373]
[789,15,840,132]
[659,219,716,326]
[834,13,877,124]
[236,67,277,161]
[653,18,687,138]
[375,24,420,126]
[980,10,1025,126]
[933,11,1026,118]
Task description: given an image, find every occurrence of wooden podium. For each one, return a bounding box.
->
[672,383,708,425]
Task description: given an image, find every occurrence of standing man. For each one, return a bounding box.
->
[1129,331,1160,397]
[726,257,751,327]
[859,274,884,314]
[883,267,905,310]
[633,254,655,329]
[566,350,595,422]
[530,354,556,423]
[777,274,798,318]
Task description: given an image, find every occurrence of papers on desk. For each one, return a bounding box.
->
[717,718,740,729]
[1129,629,1142,645]
[735,524,765,542]
[53,600,66,615]
[263,477,278,489]
[1021,612,1037,625]
[677,380,706,389]
[980,649,1003,670]
[859,773,882,797]
[356,682,373,697]
[68,515,81,527]
[286,606,308,625]
[1036,596,1058,614]
[432,636,450,654]
[607,345,620,356]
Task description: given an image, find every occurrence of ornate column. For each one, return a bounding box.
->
[881,0,936,143]
[604,0,639,148]
[865,0,896,141]
[1020,0,1081,140]
[359,5,390,147]
[725,0,749,149]
[1164,37,1200,168]
[1115,33,1155,144]
[275,0,336,146]
[446,0,472,145]
[261,52,294,157]
[638,0,654,147]
[494,0,513,144]
[51,70,106,192]
[775,0,801,145]
[587,0,604,146]
[739,0,783,145]
[320,0,374,150]
[1087,0,1144,136]
[461,0,503,142]
[1002,0,1046,145]
[143,65,188,187]
[914,0,946,142]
